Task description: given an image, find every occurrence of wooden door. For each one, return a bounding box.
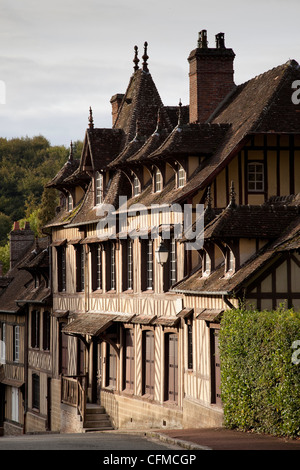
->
[165,333,178,403]
[211,328,222,406]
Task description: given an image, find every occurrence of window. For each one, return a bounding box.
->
[32,374,40,411]
[164,333,178,403]
[187,323,193,370]
[105,343,117,389]
[142,330,155,397]
[154,167,162,193]
[141,239,154,291]
[92,244,102,291]
[127,240,133,290]
[57,246,66,292]
[248,162,264,192]
[59,323,68,375]
[123,329,134,392]
[67,192,73,211]
[146,240,153,290]
[202,251,211,277]
[170,236,177,286]
[177,165,185,188]
[226,248,235,274]
[95,171,103,205]
[76,245,85,292]
[13,325,20,362]
[0,322,5,364]
[43,311,51,351]
[111,243,116,290]
[105,242,116,291]
[31,310,40,349]
[133,174,141,197]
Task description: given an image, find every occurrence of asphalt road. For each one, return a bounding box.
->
[0,431,182,451]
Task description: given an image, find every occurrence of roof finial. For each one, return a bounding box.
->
[69,140,73,161]
[142,41,149,72]
[88,106,94,129]
[177,99,183,127]
[204,186,215,223]
[133,45,139,72]
[229,180,237,208]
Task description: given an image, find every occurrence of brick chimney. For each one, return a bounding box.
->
[188,30,235,123]
[110,93,124,126]
[9,221,35,270]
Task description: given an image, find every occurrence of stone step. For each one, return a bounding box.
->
[83,404,113,431]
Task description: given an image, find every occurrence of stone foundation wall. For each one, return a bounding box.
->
[50,378,62,432]
[101,391,183,430]
[182,397,223,428]
[25,412,47,433]
[60,403,83,433]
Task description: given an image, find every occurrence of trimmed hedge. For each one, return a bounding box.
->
[219,308,300,437]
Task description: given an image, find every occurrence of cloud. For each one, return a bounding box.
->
[0,0,299,146]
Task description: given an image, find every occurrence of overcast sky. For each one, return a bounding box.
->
[0,0,300,147]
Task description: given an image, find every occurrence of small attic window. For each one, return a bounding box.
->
[248,162,264,192]
[67,192,73,212]
[177,165,186,188]
[95,171,103,205]
[225,248,235,275]
[202,251,211,277]
[133,174,141,197]
[154,167,162,193]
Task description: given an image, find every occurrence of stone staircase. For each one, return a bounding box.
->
[83,404,113,432]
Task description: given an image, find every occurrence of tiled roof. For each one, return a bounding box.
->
[0,237,51,313]
[174,211,300,296]
[112,68,167,147]
[46,157,79,190]
[171,60,300,203]
[204,203,299,239]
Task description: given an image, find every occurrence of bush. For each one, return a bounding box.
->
[219,308,300,437]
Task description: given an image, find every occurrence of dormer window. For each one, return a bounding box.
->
[154,167,162,193]
[67,192,73,212]
[248,162,264,192]
[225,247,235,275]
[202,251,211,277]
[95,171,103,205]
[177,165,185,188]
[133,174,141,197]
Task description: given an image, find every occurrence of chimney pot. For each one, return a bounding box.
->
[188,30,235,123]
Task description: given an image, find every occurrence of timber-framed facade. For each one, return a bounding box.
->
[1,29,299,433]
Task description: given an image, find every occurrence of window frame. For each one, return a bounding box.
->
[95,171,104,205]
[0,322,6,364]
[153,167,162,193]
[31,310,40,349]
[43,311,51,351]
[92,243,102,291]
[13,325,20,363]
[57,245,66,292]
[142,329,155,398]
[177,164,186,188]
[247,161,264,193]
[123,329,134,392]
[32,373,40,411]
[67,192,73,212]
[133,174,141,197]
[76,244,85,292]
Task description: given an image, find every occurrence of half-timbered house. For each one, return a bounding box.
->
[45,30,300,431]
[0,223,55,434]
